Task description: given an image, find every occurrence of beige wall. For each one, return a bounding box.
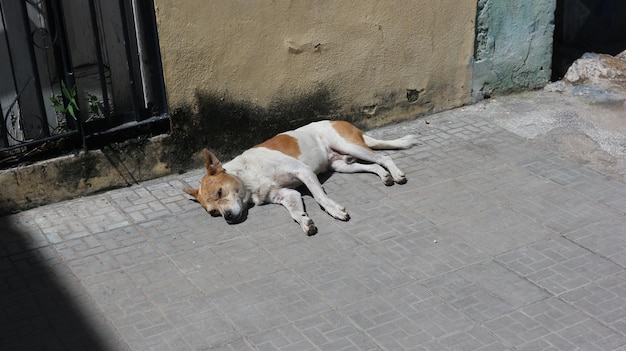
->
[155,0,477,125]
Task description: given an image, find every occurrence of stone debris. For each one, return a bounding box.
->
[563,50,626,86]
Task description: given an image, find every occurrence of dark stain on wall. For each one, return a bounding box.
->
[167,87,341,170]
[56,151,100,190]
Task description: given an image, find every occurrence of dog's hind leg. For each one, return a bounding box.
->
[332,143,408,184]
[330,157,394,186]
[329,125,415,184]
[271,188,318,235]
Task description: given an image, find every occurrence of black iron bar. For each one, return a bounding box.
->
[47,0,86,151]
[0,130,78,153]
[20,0,50,138]
[87,0,112,127]
[118,0,140,122]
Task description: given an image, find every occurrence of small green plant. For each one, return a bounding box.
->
[49,80,79,120]
[86,92,102,118]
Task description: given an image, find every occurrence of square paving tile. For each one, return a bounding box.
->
[368,225,489,280]
[566,215,626,268]
[484,298,625,350]
[208,270,332,335]
[561,271,626,335]
[497,237,622,295]
[292,246,413,307]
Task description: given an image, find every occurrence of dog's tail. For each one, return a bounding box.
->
[363,134,420,150]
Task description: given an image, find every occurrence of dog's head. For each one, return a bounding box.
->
[184,149,248,224]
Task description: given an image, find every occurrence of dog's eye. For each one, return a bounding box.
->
[217,188,223,198]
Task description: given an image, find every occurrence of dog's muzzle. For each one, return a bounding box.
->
[224,210,239,223]
[223,202,246,224]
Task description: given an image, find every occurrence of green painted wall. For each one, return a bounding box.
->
[473,0,556,99]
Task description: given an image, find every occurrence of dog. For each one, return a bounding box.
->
[183,120,419,235]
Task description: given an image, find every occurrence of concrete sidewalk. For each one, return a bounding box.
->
[2,88,626,350]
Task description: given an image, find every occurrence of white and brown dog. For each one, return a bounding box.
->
[184,120,418,235]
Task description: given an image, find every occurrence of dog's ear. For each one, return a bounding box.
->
[203,149,224,175]
[183,188,199,199]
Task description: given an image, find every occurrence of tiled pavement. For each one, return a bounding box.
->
[2,97,626,350]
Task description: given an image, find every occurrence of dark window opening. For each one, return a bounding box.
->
[552,0,626,81]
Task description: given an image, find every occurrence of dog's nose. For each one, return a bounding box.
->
[224,210,235,222]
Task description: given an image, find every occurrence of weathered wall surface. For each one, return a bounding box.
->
[0,136,171,215]
[154,0,478,130]
[473,0,556,98]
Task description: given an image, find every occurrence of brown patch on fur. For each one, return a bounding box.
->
[254,134,301,158]
[331,120,374,153]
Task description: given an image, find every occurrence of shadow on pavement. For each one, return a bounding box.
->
[0,213,113,351]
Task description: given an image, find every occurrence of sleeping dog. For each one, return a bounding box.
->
[184,120,419,235]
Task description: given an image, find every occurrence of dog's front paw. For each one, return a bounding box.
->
[324,204,350,221]
[298,216,318,236]
[383,173,394,186]
[318,198,350,222]
[343,212,351,221]
[305,223,318,236]
[395,174,407,184]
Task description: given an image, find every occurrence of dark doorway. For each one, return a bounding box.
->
[552,0,626,80]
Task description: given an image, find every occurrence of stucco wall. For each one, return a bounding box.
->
[154,0,478,126]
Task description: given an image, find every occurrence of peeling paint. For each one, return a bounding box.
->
[473,0,556,99]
